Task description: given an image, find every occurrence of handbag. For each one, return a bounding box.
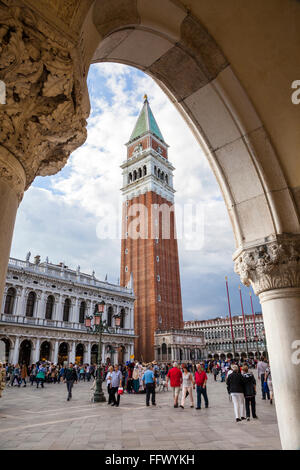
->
[118,387,124,395]
[263,381,269,393]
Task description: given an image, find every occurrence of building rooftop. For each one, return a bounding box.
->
[128,95,165,144]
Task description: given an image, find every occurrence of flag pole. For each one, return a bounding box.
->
[225,276,236,359]
[249,290,259,358]
[239,285,249,358]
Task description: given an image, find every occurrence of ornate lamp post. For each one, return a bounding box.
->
[85,300,110,403]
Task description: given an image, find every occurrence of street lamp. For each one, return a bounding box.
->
[85,300,111,403]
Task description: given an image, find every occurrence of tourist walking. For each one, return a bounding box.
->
[105,366,113,404]
[195,363,209,409]
[142,364,156,406]
[0,362,6,399]
[226,364,246,422]
[257,357,269,400]
[132,365,140,393]
[166,362,182,408]
[11,363,21,387]
[36,364,46,388]
[29,364,37,385]
[264,365,273,404]
[242,365,258,420]
[20,362,28,387]
[63,363,78,401]
[180,365,194,409]
[110,364,123,407]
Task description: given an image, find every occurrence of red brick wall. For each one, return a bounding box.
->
[120,191,183,361]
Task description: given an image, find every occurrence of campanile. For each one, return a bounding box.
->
[120,95,183,361]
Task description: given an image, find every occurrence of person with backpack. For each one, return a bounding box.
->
[63,363,78,401]
[36,364,46,388]
[226,364,246,422]
[242,365,258,420]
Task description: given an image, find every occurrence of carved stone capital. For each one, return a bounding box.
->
[234,235,300,295]
[0,3,89,188]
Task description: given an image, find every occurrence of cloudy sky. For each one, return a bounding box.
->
[10,63,261,320]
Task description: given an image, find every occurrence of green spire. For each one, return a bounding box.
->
[129,95,165,143]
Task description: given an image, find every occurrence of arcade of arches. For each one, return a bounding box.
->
[0,0,299,450]
[0,335,131,367]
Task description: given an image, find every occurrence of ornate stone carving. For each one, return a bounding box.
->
[0,3,88,188]
[234,235,300,295]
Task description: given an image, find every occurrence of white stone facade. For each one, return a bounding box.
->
[154,329,205,363]
[0,256,136,365]
[184,314,266,359]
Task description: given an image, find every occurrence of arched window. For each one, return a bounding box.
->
[154,166,157,175]
[45,295,54,320]
[79,301,86,324]
[128,173,132,183]
[63,298,71,322]
[157,168,161,178]
[133,170,137,181]
[143,165,147,176]
[120,308,125,329]
[165,174,168,184]
[107,306,113,327]
[161,171,164,180]
[4,287,16,315]
[138,167,142,178]
[26,292,36,317]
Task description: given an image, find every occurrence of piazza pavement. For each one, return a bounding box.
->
[0,374,280,450]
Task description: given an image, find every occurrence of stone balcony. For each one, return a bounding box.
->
[0,313,135,336]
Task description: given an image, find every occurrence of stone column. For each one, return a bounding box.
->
[12,336,20,364]
[52,340,59,364]
[235,235,300,450]
[86,342,91,365]
[0,150,26,306]
[0,3,88,307]
[33,338,41,363]
[69,342,76,363]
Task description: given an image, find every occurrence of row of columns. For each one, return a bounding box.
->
[2,287,134,329]
[8,336,135,365]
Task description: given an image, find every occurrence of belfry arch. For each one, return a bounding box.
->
[0,0,299,450]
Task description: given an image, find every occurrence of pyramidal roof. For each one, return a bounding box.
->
[128,95,165,144]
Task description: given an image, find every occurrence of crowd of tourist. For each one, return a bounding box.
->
[0,356,273,422]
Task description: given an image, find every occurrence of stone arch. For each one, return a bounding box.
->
[75,343,84,364]
[88,0,299,257]
[19,339,33,366]
[58,342,69,365]
[40,341,51,362]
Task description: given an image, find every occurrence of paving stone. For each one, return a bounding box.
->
[0,375,281,450]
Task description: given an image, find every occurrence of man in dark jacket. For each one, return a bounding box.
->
[242,365,258,420]
[63,363,78,401]
[226,364,246,422]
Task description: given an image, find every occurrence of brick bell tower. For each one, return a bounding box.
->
[120,95,183,362]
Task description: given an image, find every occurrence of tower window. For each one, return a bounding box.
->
[143,165,147,176]
[125,266,128,272]
[126,201,129,207]
[156,256,159,262]
[125,249,128,254]
[157,275,160,282]
[158,295,161,302]
[154,166,157,175]
[138,167,142,178]
[155,238,159,244]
